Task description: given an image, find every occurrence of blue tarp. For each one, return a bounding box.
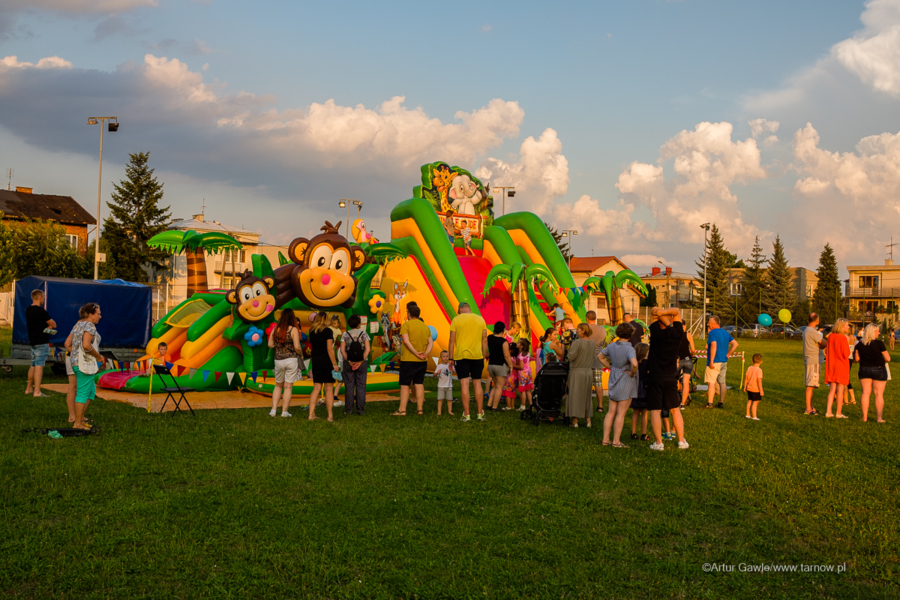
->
[13,276,152,348]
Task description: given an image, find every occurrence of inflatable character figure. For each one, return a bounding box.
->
[274,221,367,309]
[449,174,484,216]
[227,270,276,322]
[390,280,409,326]
[351,218,378,245]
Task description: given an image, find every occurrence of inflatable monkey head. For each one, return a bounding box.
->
[286,221,367,309]
[227,269,276,322]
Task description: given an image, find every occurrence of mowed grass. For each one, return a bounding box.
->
[0,334,898,599]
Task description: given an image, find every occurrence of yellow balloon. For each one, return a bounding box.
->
[778,308,792,323]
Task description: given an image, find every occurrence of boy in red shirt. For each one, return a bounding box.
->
[744,353,764,420]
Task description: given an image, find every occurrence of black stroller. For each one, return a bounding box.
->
[522,361,569,426]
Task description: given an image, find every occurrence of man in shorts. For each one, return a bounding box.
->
[448,302,488,422]
[25,289,56,398]
[803,312,828,415]
[705,316,738,408]
[585,310,607,412]
[646,307,688,450]
[394,305,433,415]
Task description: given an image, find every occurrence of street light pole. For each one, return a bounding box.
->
[493,186,516,216]
[87,116,118,280]
[561,229,578,269]
[700,222,711,339]
[339,199,356,238]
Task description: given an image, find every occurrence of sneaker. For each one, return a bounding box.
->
[678,440,690,450]
[476,412,486,421]
[460,414,471,422]
[517,406,526,411]
[664,432,675,441]
[501,406,512,411]
[649,442,665,451]
[752,417,760,421]
[281,412,292,418]
[269,409,277,417]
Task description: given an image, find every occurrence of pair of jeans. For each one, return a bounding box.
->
[343,361,368,414]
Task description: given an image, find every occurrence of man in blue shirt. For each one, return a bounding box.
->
[706,316,738,409]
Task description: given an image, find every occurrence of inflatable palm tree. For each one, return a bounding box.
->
[483,263,557,336]
[148,229,243,297]
[583,269,648,325]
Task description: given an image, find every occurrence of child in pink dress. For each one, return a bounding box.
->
[512,339,534,410]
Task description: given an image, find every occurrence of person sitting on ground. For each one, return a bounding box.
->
[599,321,638,447]
[25,288,56,398]
[394,305,433,416]
[856,323,891,423]
[704,316,738,409]
[268,309,302,418]
[825,318,851,419]
[566,323,597,429]
[802,312,829,415]
[340,314,371,416]
[744,353,764,421]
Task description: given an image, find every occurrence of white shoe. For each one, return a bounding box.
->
[269,409,277,417]
[678,440,690,449]
[517,406,526,411]
[586,422,592,428]
[476,412,486,421]
[649,442,665,451]
[281,411,292,418]
[752,417,760,421]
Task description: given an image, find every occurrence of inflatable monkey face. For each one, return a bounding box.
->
[227,270,277,322]
[288,221,367,309]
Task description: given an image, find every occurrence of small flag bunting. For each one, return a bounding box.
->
[214,371,222,382]
[239,373,247,384]
[226,372,234,384]
[250,371,258,383]
[189,368,197,379]
[202,370,210,382]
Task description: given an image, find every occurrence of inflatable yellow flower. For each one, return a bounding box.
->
[368,295,386,314]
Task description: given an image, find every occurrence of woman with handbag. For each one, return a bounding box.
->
[71,303,105,429]
[855,323,891,423]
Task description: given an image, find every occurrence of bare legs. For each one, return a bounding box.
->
[397,384,424,414]
[308,383,334,421]
[860,379,887,422]
[271,382,292,415]
[650,408,685,444]
[631,409,648,437]
[66,374,77,422]
[681,373,691,406]
[25,365,44,397]
[825,382,846,417]
[461,378,484,417]
[805,386,817,414]
[73,399,91,429]
[602,399,632,445]
[745,400,759,419]
[489,376,507,409]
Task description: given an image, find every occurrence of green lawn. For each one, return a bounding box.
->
[0,335,897,599]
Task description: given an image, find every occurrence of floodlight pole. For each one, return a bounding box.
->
[88,116,118,280]
[701,222,710,339]
[493,186,515,216]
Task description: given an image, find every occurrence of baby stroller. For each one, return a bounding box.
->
[523,361,569,426]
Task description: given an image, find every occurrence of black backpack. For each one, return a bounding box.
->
[346,330,365,362]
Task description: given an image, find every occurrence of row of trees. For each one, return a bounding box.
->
[0,152,172,288]
[696,224,844,325]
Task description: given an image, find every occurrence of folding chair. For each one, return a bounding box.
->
[153,364,196,416]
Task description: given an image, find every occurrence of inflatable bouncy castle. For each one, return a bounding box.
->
[96,161,638,396]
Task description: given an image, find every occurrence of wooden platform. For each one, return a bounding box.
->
[40,384,399,414]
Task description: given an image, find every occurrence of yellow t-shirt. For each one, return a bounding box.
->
[400,319,430,362]
[450,313,487,360]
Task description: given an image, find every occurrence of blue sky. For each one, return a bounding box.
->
[2,0,899,274]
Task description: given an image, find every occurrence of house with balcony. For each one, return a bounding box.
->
[726,267,818,303]
[640,268,701,308]
[569,256,644,323]
[845,259,900,325]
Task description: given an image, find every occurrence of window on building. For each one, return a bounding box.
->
[859,275,878,288]
[731,283,743,295]
[65,234,79,250]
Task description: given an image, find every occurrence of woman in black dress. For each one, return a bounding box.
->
[855,323,891,423]
[308,312,340,422]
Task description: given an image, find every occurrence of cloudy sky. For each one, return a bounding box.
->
[2,0,899,275]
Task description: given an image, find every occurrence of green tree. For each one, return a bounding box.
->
[812,243,843,324]
[544,222,572,261]
[765,235,796,317]
[725,250,747,269]
[739,236,768,324]
[695,224,732,322]
[103,151,172,282]
[0,215,14,287]
[640,285,657,308]
[9,218,89,280]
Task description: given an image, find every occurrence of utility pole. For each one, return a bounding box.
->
[87,116,119,280]
[700,223,711,339]
[6,168,12,190]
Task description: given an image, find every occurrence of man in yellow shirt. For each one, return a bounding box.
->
[393,304,433,415]
[448,302,488,422]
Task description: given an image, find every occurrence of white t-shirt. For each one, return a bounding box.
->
[434,363,453,388]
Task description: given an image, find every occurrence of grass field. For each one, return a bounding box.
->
[1,333,898,599]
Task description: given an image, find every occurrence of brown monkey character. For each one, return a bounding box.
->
[274,221,367,309]
[227,269,277,322]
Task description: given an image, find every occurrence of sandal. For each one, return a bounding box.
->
[612,442,630,449]
[391,411,406,416]
[806,409,819,416]
[705,403,714,409]
[630,433,638,440]
[416,411,424,415]
[601,441,611,446]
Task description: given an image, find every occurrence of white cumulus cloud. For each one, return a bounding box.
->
[0,55,73,69]
[833,0,900,97]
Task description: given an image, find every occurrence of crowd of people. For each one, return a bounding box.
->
[21,286,894,437]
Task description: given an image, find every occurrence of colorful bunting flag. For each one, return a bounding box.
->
[189,368,197,379]
[165,361,174,370]
[214,371,222,382]
[250,371,258,383]
[202,370,210,382]
[239,373,247,385]
[379,364,386,373]
[370,365,377,373]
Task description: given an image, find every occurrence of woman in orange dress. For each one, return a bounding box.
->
[825,318,851,418]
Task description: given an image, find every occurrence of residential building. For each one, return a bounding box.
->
[845,259,900,323]
[726,267,819,302]
[640,268,701,308]
[0,187,96,256]
[162,214,288,305]
[569,256,644,323]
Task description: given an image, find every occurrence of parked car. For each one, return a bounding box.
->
[739,324,770,337]
[771,325,802,339]
[722,325,738,335]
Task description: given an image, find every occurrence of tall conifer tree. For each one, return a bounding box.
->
[739,236,768,324]
[812,243,843,324]
[695,224,732,320]
[765,235,796,316]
